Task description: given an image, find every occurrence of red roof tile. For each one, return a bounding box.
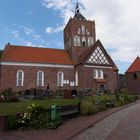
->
[126,56,140,73]
[1,45,74,65]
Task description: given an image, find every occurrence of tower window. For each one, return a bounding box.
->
[134,73,137,80]
[81,25,85,35]
[74,35,80,46]
[88,37,94,47]
[82,37,86,47]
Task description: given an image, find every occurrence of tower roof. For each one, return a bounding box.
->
[126,56,140,73]
[74,3,87,21]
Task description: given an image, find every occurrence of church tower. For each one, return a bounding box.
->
[64,3,96,61]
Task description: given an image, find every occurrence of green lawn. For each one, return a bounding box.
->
[0,99,80,115]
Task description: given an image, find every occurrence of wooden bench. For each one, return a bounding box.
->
[59,105,79,120]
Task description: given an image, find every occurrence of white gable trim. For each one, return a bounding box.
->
[0,61,74,68]
[84,65,112,69]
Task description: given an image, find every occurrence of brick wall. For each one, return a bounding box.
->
[0,65,75,91]
[126,72,140,94]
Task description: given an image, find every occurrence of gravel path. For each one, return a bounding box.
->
[73,102,140,140]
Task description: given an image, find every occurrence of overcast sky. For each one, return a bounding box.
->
[0,0,140,74]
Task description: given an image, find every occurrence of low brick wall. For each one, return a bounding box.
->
[0,115,8,131]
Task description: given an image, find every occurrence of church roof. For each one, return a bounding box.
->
[126,56,140,73]
[1,45,74,65]
[77,40,118,71]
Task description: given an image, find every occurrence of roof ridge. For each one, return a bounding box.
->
[6,45,66,51]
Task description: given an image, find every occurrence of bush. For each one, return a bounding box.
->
[80,95,118,115]
[17,103,62,129]
[115,91,139,106]
[7,114,18,129]
[80,100,97,115]
[18,104,49,129]
[0,88,19,102]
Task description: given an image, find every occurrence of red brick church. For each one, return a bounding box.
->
[0,3,118,94]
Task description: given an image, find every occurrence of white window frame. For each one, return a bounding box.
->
[74,35,80,46]
[75,71,78,86]
[57,71,64,87]
[81,25,85,35]
[16,70,24,86]
[98,69,104,79]
[93,69,98,78]
[37,71,44,86]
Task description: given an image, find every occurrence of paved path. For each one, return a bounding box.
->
[73,101,140,140]
[0,101,139,140]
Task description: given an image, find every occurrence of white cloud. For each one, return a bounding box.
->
[45,25,64,33]
[42,0,75,33]
[41,0,140,73]
[10,25,48,47]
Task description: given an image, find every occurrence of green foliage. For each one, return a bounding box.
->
[18,103,49,129]
[0,88,19,102]
[81,95,117,115]
[47,120,63,129]
[17,103,62,129]
[80,100,97,115]
[7,114,18,129]
[116,93,139,106]
[80,94,139,116]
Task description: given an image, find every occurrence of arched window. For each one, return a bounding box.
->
[88,37,94,47]
[74,35,80,46]
[37,71,44,86]
[93,69,98,78]
[75,71,78,86]
[16,70,24,86]
[81,25,85,35]
[57,72,64,87]
[98,69,104,79]
[82,36,86,47]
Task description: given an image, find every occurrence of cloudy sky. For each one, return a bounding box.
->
[0,0,140,73]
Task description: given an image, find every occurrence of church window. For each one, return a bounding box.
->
[75,71,78,86]
[16,70,24,86]
[74,35,80,46]
[93,69,98,78]
[57,72,64,87]
[98,69,104,79]
[81,25,85,35]
[93,69,104,79]
[37,71,44,86]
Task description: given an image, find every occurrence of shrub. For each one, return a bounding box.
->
[80,100,97,115]
[0,88,19,102]
[17,103,62,129]
[7,114,18,129]
[115,90,139,106]
[18,103,49,129]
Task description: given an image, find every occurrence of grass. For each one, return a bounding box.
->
[0,99,80,115]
